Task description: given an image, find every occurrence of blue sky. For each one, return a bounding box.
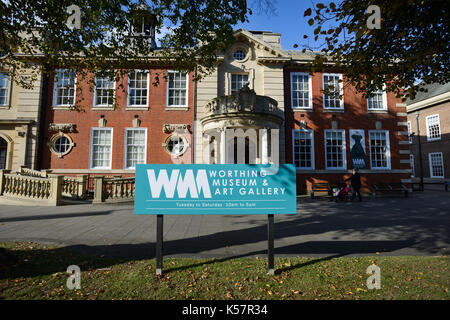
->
[235,0,327,50]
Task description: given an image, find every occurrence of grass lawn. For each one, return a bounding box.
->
[0,241,448,300]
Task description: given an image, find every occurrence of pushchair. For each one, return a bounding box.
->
[331,183,350,202]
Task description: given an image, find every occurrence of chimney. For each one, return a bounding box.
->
[248,31,282,49]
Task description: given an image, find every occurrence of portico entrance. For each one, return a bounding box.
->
[200,86,284,164]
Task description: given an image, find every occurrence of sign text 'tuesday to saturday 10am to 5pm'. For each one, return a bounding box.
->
[134,164,297,215]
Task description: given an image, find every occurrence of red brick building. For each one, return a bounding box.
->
[41,68,194,177]
[38,29,411,196]
[283,60,411,194]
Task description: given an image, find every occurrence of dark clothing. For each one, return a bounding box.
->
[346,173,361,188]
[346,173,362,201]
[351,186,362,201]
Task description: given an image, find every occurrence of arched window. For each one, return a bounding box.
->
[233,49,246,61]
[0,137,7,169]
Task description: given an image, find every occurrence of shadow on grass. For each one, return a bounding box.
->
[1,190,448,278]
[0,239,416,279]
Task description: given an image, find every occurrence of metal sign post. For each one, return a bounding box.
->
[156,214,163,275]
[134,164,297,276]
[267,214,275,275]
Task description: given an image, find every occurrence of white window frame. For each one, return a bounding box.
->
[93,72,116,108]
[292,129,314,169]
[126,70,150,108]
[366,86,387,111]
[123,128,147,169]
[52,69,77,107]
[230,73,249,94]
[166,70,189,107]
[0,72,10,106]
[407,121,413,144]
[322,73,344,110]
[290,72,312,109]
[233,50,246,61]
[425,114,441,141]
[428,152,444,178]
[368,130,391,170]
[89,128,113,170]
[410,154,415,177]
[324,129,347,170]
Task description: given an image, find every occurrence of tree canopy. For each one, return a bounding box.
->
[0,0,248,87]
[300,0,449,100]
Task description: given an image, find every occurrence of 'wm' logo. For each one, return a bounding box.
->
[147,169,212,199]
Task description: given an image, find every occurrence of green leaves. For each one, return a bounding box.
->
[297,0,450,99]
[1,0,250,88]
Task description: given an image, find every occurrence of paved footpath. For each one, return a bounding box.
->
[0,191,449,259]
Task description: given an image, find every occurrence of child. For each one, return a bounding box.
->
[337,183,350,202]
[332,183,349,202]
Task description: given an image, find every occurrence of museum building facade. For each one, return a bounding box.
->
[25,29,411,194]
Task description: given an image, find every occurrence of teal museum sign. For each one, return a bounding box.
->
[134,164,297,215]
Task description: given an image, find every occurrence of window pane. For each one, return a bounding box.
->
[293,130,313,168]
[325,130,345,168]
[167,72,188,106]
[54,69,76,106]
[323,75,342,109]
[410,154,415,177]
[291,74,310,108]
[91,129,112,168]
[94,74,115,106]
[426,115,441,140]
[429,153,444,178]
[54,136,70,153]
[0,72,9,105]
[125,129,146,168]
[166,135,186,156]
[369,131,390,169]
[367,91,385,110]
[231,74,249,94]
[128,71,148,106]
[233,50,246,60]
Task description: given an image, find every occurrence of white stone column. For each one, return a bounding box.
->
[220,127,226,164]
[261,128,269,164]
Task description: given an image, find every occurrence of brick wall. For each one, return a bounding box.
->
[407,101,450,180]
[284,67,411,194]
[41,68,194,173]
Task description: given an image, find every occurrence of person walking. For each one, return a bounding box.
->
[346,168,362,202]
